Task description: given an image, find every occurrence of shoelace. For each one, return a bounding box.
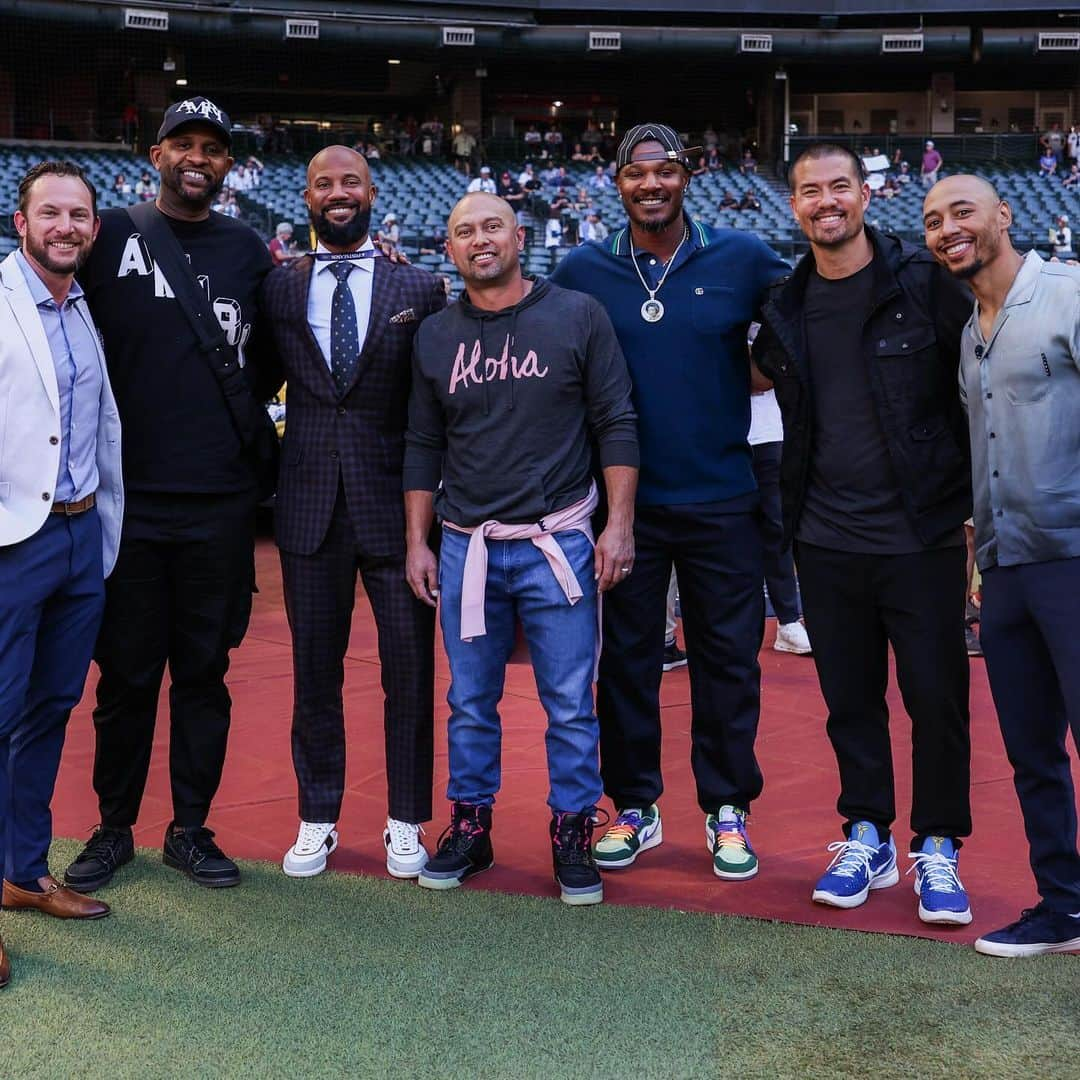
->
[184,827,227,862]
[906,851,963,893]
[713,821,749,851]
[552,813,595,866]
[602,810,645,844]
[436,812,484,855]
[80,827,126,863]
[822,839,880,879]
[386,819,423,853]
[295,822,335,854]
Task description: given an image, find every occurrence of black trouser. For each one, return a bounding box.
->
[598,500,764,813]
[795,542,971,846]
[93,492,256,830]
[979,557,1080,912]
[279,487,435,824]
[751,442,800,625]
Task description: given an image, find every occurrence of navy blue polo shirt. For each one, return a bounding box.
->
[551,217,789,505]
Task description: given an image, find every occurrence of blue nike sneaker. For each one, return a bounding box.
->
[907,835,972,926]
[811,821,899,909]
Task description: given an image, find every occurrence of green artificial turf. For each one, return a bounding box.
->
[0,840,1077,1078]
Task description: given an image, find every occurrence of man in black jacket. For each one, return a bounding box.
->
[754,143,975,926]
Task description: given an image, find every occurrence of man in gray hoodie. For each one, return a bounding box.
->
[404,192,638,905]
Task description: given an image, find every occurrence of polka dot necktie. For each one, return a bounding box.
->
[329,261,359,396]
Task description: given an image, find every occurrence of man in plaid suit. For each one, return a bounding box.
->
[261,146,446,878]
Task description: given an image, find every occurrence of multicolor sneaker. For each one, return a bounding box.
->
[705,806,758,880]
[974,905,1080,958]
[906,836,972,925]
[417,803,493,891]
[812,821,899,908]
[551,811,603,906]
[593,805,662,869]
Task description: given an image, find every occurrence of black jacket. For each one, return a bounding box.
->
[753,227,973,548]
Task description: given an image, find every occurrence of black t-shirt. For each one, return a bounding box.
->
[80,208,277,495]
[797,263,927,554]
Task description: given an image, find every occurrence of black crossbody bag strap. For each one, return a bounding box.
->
[125,201,259,446]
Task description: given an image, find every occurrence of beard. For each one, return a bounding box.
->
[310,203,372,248]
[24,232,92,275]
[161,166,225,211]
[951,257,985,280]
[632,197,682,234]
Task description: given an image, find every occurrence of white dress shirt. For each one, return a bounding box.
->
[307,238,376,369]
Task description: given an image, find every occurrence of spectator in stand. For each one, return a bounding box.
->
[365,141,381,161]
[580,210,608,243]
[1048,214,1074,259]
[523,124,543,153]
[452,127,476,176]
[268,221,298,266]
[581,120,603,151]
[703,126,719,154]
[112,173,130,195]
[544,208,563,249]
[896,161,913,185]
[466,165,496,194]
[875,176,901,200]
[244,156,263,187]
[589,165,612,193]
[498,170,525,221]
[549,188,572,215]
[544,124,564,158]
[692,156,709,178]
[719,189,739,210]
[891,148,905,169]
[419,118,443,158]
[552,165,573,192]
[738,189,762,212]
[920,140,943,187]
[1068,124,1080,168]
[574,187,593,212]
[518,161,537,187]
[1039,149,1058,179]
[1063,162,1080,190]
[705,147,722,171]
[740,149,758,175]
[1041,122,1066,170]
[571,143,592,163]
[134,171,157,202]
[378,212,401,251]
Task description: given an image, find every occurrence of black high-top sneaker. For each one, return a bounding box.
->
[417,803,494,890]
[551,811,603,906]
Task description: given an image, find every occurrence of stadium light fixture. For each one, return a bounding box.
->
[388,58,401,64]
[553,100,564,108]
[175,78,188,86]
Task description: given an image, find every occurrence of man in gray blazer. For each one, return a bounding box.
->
[0,162,124,988]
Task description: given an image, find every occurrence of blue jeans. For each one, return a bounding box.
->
[438,526,601,813]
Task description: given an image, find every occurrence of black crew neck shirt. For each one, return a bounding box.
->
[80,208,275,495]
[796,262,927,554]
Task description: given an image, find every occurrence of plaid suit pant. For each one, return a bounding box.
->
[280,484,435,824]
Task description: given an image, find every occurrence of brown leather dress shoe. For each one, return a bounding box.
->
[0,933,10,989]
[2,877,111,920]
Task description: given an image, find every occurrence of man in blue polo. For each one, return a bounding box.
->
[551,123,788,880]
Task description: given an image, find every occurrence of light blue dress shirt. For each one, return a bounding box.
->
[307,240,376,370]
[16,249,101,502]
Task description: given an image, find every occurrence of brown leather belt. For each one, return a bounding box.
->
[51,492,96,516]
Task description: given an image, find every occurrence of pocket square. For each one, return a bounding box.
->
[389,308,417,324]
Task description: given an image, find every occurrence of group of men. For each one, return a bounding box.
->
[1,101,1078,991]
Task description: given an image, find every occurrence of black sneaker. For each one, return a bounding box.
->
[662,640,688,672]
[416,803,493,890]
[551,810,603,906]
[162,825,241,888]
[64,825,135,892]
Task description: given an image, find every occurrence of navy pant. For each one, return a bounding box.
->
[980,557,1080,912]
[752,442,800,625]
[597,501,764,813]
[0,511,104,881]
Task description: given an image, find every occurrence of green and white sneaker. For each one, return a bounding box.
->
[705,806,758,880]
[593,805,663,869]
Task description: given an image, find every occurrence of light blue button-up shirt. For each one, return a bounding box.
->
[17,249,102,502]
[960,250,1080,570]
[307,240,376,370]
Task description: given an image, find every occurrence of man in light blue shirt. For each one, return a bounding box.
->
[0,162,125,984]
[925,174,1080,959]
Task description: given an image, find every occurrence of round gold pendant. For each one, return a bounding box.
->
[641,298,665,322]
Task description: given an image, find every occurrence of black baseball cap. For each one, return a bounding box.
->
[157,96,232,145]
[615,122,700,173]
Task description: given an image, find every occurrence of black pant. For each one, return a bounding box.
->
[980,557,1080,912]
[279,487,435,824]
[93,492,256,829]
[795,542,971,844]
[598,501,764,813]
[752,442,800,625]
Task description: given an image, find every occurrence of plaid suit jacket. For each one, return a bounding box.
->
[262,254,446,556]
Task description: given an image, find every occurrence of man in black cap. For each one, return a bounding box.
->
[64,96,282,891]
[551,123,788,881]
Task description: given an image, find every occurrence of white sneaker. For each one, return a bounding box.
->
[774,620,812,655]
[282,821,338,878]
[384,818,429,878]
